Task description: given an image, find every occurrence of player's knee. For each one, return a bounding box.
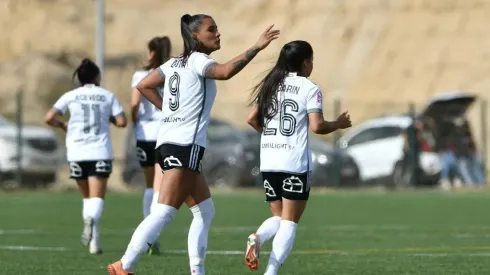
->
[190,198,215,223]
[152,203,178,220]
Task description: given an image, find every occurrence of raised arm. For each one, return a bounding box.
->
[204,25,280,80]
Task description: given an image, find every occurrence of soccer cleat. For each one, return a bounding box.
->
[89,239,103,255]
[107,261,134,275]
[245,233,261,272]
[81,217,94,247]
[148,241,161,256]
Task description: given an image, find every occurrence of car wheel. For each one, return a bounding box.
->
[339,166,361,187]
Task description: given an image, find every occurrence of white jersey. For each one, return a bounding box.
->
[156,52,217,148]
[131,70,165,141]
[53,84,124,162]
[260,72,323,173]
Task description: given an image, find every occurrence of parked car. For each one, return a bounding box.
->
[242,130,360,187]
[339,114,442,187]
[422,92,484,185]
[122,118,261,188]
[0,116,64,187]
[338,91,479,188]
[202,118,261,187]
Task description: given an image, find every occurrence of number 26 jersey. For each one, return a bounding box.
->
[260,72,324,174]
[156,52,217,148]
[53,84,124,162]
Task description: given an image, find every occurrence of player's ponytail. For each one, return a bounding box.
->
[251,41,313,127]
[180,13,211,62]
[144,36,172,70]
[72,58,101,86]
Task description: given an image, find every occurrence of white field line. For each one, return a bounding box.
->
[2,246,490,257]
[0,229,36,235]
[0,245,69,251]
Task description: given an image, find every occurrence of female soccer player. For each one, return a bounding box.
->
[130,36,172,255]
[244,40,352,274]
[107,13,279,275]
[45,58,127,254]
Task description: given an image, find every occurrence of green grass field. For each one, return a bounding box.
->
[1,189,490,274]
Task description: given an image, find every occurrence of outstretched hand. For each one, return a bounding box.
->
[255,24,280,50]
[336,111,352,129]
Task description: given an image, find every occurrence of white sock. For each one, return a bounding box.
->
[143,188,153,218]
[256,216,281,247]
[150,192,162,244]
[150,192,159,214]
[89,197,104,242]
[188,198,215,275]
[264,220,298,275]
[121,203,177,272]
[82,198,90,220]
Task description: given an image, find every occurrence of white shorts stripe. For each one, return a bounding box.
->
[190,144,199,170]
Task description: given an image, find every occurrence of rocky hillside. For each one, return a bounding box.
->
[2,0,490,159]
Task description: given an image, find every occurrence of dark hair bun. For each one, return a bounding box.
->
[181,14,191,24]
[80,58,94,66]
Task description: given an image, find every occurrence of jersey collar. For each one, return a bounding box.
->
[84,84,96,88]
[287,72,298,77]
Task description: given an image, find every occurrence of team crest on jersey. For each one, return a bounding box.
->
[317,91,323,104]
[264,180,277,197]
[282,176,304,193]
[164,156,182,167]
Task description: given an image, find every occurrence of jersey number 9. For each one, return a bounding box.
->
[168,72,181,111]
[264,99,299,137]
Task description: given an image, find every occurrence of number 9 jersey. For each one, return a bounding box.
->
[156,52,217,148]
[53,84,124,162]
[260,72,323,174]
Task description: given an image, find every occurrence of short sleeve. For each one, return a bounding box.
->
[111,96,124,117]
[307,86,323,114]
[156,64,166,79]
[191,52,217,77]
[131,71,147,88]
[53,93,70,115]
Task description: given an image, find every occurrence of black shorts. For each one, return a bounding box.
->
[262,172,311,201]
[136,141,157,168]
[156,143,205,173]
[69,160,113,180]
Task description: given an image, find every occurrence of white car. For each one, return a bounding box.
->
[0,116,64,186]
[339,115,442,186]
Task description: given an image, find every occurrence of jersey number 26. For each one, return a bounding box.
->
[264,99,299,137]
